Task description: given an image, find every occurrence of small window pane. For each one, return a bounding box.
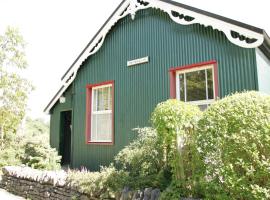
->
[179,74,185,101]
[94,86,112,111]
[186,69,206,101]
[207,68,214,99]
[97,89,103,111]
[93,90,98,111]
[91,113,112,141]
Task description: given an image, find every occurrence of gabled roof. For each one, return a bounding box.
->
[44,0,270,114]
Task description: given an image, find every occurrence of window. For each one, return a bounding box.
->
[170,61,218,110]
[85,81,114,144]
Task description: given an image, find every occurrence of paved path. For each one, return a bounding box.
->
[0,189,24,200]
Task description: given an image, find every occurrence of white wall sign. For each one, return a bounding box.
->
[127,56,149,67]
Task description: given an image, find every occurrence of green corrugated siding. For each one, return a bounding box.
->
[51,8,258,170]
[50,85,73,151]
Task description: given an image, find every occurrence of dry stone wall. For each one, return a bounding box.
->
[0,166,87,200]
[0,166,197,200]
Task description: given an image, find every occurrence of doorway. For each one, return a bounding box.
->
[59,110,72,166]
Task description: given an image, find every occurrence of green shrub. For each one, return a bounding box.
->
[67,165,128,199]
[197,91,270,199]
[114,127,168,189]
[0,133,24,168]
[151,99,201,182]
[21,141,61,170]
[159,181,182,200]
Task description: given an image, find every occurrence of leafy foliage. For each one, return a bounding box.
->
[24,117,49,142]
[115,127,169,189]
[21,141,61,170]
[151,99,201,187]
[67,165,128,199]
[0,133,24,168]
[0,27,33,138]
[197,91,270,199]
[0,117,59,171]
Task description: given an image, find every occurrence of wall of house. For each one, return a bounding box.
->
[50,85,73,152]
[256,48,270,94]
[51,8,258,170]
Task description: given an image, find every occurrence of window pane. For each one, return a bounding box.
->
[97,88,103,111]
[178,74,185,101]
[91,113,112,141]
[186,69,206,101]
[94,86,112,111]
[93,89,97,111]
[207,68,214,99]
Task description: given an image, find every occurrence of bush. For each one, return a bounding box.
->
[21,141,61,170]
[151,99,204,198]
[0,117,53,171]
[197,91,270,199]
[114,127,168,189]
[67,165,128,199]
[151,99,201,184]
[0,133,24,169]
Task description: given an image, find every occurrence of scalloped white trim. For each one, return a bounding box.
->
[44,0,265,113]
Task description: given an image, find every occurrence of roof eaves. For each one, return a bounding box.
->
[44,0,269,114]
[61,0,127,81]
[259,31,270,60]
[163,0,264,34]
[43,85,65,113]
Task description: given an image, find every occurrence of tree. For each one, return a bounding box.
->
[24,117,49,142]
[0,27,33,140]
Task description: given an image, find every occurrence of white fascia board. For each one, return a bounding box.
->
[44,0,265,114]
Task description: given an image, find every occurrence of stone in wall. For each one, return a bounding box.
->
[0,166,85,200]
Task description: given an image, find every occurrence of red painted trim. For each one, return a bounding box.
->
[169,60,219,99]
[169,60,217,72]
[213,62,219,99]
[169,70,176,98]
[85,80,115,145]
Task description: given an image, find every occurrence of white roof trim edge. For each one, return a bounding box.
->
[44,0,265,114]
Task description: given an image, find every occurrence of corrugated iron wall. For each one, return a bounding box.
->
[50,85,73,151]
[51,8,257,170]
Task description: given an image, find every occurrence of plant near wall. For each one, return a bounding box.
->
[0,133,24,168]
[151,99,202,197]
[67,165,128,199]
[197,91,270,199]
[21,140,61,170]
[114,127,168,189]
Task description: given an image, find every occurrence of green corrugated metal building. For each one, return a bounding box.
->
[44,0,270,170]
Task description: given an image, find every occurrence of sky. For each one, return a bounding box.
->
[0,0,269,121]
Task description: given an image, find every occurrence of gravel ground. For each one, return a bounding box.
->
[0,189,25,200]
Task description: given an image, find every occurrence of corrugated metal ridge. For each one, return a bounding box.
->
[45,0,270,114]
[61,0,268,82]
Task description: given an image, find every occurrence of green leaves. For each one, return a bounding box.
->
[21,141,61,170]
[197,91,270,199]
[151,99,203,196]
[0,27,33,138]
[151,99,201,136]
[114,127,165,189]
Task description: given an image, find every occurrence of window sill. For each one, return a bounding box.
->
[86,141,114,145]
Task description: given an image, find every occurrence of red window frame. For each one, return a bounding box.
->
[169,60,219,99]
[85,80,114,145]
